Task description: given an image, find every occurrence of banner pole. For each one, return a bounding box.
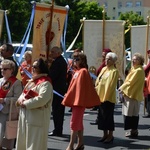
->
[102,5,105,50]
[144,12,150,115]
[46,0,55,60]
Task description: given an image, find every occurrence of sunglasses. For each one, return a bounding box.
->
[0,68,11,71]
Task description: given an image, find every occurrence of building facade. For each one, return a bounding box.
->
[96,0,150,22]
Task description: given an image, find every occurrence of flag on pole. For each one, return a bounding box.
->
[0,10,4,38]
[32,3,67,61]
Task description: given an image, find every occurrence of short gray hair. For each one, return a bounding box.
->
[106,52,118,63]
[1,59,16,75]
[133,53,144,65]
[50,46,62,54]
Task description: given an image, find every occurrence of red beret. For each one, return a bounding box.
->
[103,48,112,53]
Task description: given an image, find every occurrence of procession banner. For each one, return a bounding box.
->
[131,25,150,63]
[0,10,4,38]
[83,20,125,79]
[32,3,67,61]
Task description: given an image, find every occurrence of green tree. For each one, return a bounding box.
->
[0,0,40,43]
[118,11,146,48]
[55,0,108,49]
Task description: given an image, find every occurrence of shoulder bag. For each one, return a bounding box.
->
[5,100,18,139]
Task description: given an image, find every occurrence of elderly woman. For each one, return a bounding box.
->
[16,58,53,150]
[0,59,22,150]
[62,53,100,150]
[119,53,145,137]
[20,51,32,87]
[95,52,119,143]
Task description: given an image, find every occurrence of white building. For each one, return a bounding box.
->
[94,0,150,22]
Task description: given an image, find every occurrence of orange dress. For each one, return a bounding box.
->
[20,60,32,86]
[62,68,100,108]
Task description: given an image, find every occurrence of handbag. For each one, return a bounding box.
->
[5,100,18,139]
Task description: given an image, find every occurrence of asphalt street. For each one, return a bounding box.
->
[47,102,150,150]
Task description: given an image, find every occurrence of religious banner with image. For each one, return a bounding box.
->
[131,25,150,63]
[83,20,125,79]
[32,3,67,61]
[0,10,4,38]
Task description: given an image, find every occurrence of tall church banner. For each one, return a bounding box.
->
[83,20,125,79]
[131,25,150,63]
[0,10,4,38]
[32,3,67,61]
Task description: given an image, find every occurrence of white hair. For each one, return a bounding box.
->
[106,52,118,63]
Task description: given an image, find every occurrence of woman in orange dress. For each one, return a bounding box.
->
[62,53,100,150]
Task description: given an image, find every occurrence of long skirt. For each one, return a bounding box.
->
[98,101,115,131]
[122,96,141,130]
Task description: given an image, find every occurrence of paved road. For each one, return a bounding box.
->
[47,102,150,150]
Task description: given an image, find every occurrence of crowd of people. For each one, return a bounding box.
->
[0,43,149,150]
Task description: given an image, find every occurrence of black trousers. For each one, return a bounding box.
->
[124,115,139,130]
[98,101,115,131]
[52,95,65,134]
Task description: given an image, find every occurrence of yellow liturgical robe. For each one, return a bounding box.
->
[95,66,119,103]
[119,65,145,101]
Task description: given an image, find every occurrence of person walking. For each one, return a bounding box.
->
[119,53,145,137]
[95,52,119,143]
[48,46,67,137]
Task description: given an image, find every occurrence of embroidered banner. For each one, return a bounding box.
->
[0,10,4,38]
[83,20,125,79]
[131,25,150,63]
[32,3,67,61]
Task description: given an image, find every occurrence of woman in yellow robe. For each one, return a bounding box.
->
[119,53,145,137]
[95,52,119,143]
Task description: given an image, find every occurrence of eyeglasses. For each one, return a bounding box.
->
[0,68,11,71]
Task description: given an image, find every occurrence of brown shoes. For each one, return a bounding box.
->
[125,130,138,137]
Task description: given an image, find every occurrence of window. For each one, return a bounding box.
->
[113,7,116,10]
[118,12,121,17]
[112,16,115,20]
[136,11,141,15]
[126,2,133,7]
[104,2,108,9]
[135,1,141,7]
[118,2,122,8]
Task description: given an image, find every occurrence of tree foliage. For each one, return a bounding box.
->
[0,0,40,43]
[55,0,108,49]
[118,11,146,48]
[0,0,107,48]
